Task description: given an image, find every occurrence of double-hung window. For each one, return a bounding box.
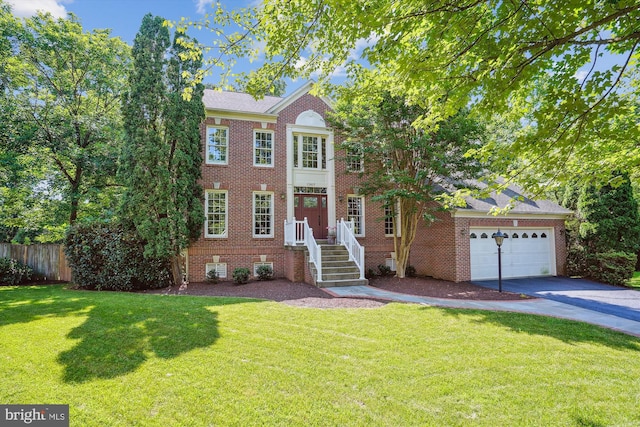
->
[347,195,365,237]
[384,201,401,237]
[293,134,326,170]
[205,190,227,237]
[206,126,228,165]
[346,146,364,172]
[253,192,274,238]
[254,131,273,167]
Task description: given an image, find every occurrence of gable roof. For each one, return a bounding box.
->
[202,81,333,116]
[454,179,572,217]
[202,90,282,113]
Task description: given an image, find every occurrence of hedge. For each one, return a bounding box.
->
[64,222,171,291]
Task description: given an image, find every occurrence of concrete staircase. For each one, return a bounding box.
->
[311,244,368,288]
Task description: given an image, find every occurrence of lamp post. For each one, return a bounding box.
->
[492,229,507,292]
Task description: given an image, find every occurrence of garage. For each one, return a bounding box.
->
[470,228,556,280]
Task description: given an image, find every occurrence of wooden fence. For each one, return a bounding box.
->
[0,243,72,281]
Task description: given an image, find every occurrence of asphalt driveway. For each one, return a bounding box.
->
[473,276,640,323]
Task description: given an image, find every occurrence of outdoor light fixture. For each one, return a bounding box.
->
[492,229,507,292]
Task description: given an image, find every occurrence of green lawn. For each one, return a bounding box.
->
[628,271,640,289]
[2,285,640,426]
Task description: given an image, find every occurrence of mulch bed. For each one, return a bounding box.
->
[143,275,532,308]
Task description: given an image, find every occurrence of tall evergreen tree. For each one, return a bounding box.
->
[577,172,640,255]
[120,14,205,285]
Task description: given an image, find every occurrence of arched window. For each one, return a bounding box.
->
[522,233,529,238]
[470,233,477,239]
[512,233,519,238]
[532,233,538,238]
[480,233,488,239]
[541,233,547,238]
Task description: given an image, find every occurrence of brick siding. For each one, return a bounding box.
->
[187,88,567,285]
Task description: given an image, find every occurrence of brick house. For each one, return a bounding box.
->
[186,82,571,285]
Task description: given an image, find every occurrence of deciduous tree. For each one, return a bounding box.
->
[1,6,129,227]
[330,87,486,277]
[185,1,640,191]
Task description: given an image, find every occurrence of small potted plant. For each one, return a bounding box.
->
[326,226,336,244]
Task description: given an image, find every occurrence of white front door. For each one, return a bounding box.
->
[470,228,555,280]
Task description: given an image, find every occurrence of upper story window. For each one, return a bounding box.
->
[254,131,273,167]
[206,126,228,165]
[293,134,326,170]
[205,190,227,238]
[346,147,364,172]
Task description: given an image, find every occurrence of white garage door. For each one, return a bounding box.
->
[470,228,555,280]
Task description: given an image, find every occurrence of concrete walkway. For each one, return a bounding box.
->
[324,283,640,337]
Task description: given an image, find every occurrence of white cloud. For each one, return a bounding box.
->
[574,70,589,83]
[6,0,70,19]
[194,0,212,15]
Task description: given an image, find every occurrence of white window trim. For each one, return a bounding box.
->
[346,147,364,173]
[205,190,228,238]
[205,126,229,165]
[253,191,274,238]
[206,262,227,279]
[294,133,326,170]
[347,194,365,237]
[253,130,274,168]
[384,201,402,237]
[253,262,274,276]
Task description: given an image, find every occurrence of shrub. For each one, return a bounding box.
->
[586,251,637,287]
[206,269,219,284]
[256,265,274,281]
[377,264,392,277]
[405,265,417,277]
[232,267,250,285]
[566,245,588,277]
[0,257,33,285]
[365,268,377,279]
[64,222,171,291]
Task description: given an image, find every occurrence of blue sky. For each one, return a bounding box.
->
[6,0,628,94]
[7,0,236,44]
[6,0,272,89]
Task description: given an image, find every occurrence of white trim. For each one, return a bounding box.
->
[384,201,401,237]
[469,226,557,279]
[206,262,227,279]
[267,81,334,114]
[204,189,228,238]
[295,110,325,127]
[253,129,275,168]
[253,191,274,238]
[205,109,278,124]
[347,194,365,237]
[286,123,335,226]
[205,126,229,165]
[452,210,570,220]
[253,262,274,277]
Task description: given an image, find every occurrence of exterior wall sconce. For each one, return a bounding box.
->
[338,195,344,203]
[280,192,286,200]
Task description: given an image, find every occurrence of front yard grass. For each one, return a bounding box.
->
[2,285,640,426]
[628,271,640,289]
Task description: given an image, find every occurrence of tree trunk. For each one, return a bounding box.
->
[394,205,420,278]
[170,254,184,287]
[69,185,80,224]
